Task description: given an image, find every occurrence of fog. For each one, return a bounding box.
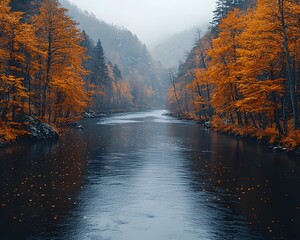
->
[67,0,217,48]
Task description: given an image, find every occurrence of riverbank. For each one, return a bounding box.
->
[210,123,300,155]
[210,118,300,155]
[0,116,59,148]
[166,112,300,155]
[1,109,299,240]
[0,109,136,148]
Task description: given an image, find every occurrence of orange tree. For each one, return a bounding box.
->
[208,8,246,126]
[32,0,88,125]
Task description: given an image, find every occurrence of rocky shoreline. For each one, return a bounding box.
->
[165,112,300,156]
[0,111,110,148]
[0,116,59,148]
[215,129,300,155]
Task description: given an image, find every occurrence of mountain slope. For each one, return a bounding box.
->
[60,0,167,107]
[151,26,207,68]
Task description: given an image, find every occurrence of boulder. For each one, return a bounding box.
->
[83,110,107,118]
[24,116,59,140]
[204,121,211,129]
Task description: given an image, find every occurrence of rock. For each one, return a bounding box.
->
[204,121,211,129]
[24,116,59,140]
[163,112,179,118]
[83,111,107,118]
[83,111,95,118]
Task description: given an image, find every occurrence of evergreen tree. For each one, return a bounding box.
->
[81,30,94,54]
[10,0,41,19]
[10,0,31,12]
[211,0,255,27]
[113,64,122,81]
[80,30,94,73]
[91,39,109,85]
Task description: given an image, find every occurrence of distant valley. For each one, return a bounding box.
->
[151,26,207,68]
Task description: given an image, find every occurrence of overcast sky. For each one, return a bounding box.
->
[68,0,217,47]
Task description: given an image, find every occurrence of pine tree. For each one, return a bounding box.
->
[80,30,94,83]
[80,30,94,68]
[92,39,109,85]
[10,0,42,19]
[10,0,31,12]
[113,64,122,81]
[212,0,255,27]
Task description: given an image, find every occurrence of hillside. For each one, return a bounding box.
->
[60,0,167,106]
[151,26,207,68]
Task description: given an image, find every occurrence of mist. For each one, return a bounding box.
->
[67,0,217,48]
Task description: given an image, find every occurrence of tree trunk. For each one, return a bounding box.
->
[169,70,184,115]
[250,113,258,129]
[278,0,300,129]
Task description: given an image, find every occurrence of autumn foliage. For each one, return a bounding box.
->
[168,0,300,149]
[0,0,133,144]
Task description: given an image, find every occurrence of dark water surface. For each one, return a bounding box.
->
[0,110,300,240]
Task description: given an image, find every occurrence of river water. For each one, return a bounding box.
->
[0,110,299,240]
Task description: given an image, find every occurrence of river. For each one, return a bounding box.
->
[0,110,299,240]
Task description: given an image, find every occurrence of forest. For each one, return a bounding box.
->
[2,0,300,151]
[0,0,158,144]
[59,0,167,109]
[167,0,300,150]
[1,1,299,239]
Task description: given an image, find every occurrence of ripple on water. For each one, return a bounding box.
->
[0,110,298,240]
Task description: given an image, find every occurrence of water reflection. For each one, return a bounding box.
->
[0,130,89,239]
[0,110,299,239]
